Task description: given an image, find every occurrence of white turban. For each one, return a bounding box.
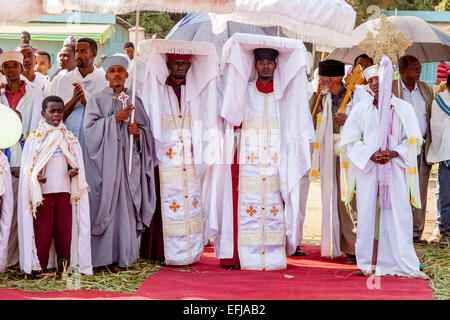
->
[363,64,379,81]
[0,51,23,67]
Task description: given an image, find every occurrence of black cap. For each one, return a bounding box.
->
[254,48,279,62]
[319,59,345,77]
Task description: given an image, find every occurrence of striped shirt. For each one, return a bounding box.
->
[436,62,448,85]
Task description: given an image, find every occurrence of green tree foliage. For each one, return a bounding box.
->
[435,0,450,10]
[121,12,185,37]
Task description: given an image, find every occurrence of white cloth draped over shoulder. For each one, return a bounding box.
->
[339,96,428,279]
[21,73,51,97]
[213,33,315,258]
[427,89,450,163]
[0,152,14,272]
[17,120,92,275]
[135,39,222,251]
[55,67,107,143]
[135,39,222,174]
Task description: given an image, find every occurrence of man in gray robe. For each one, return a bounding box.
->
[83,55,156,271]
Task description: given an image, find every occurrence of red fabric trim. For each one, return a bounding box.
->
[256,79,274,93]
[167,54,191,62]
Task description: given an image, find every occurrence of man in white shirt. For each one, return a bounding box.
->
[392,55,434,244]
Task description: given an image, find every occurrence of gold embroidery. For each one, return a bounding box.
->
[247,153,258,164]
[169,201,180,212]
[271,153,278,164]
[165,148,176,159]
[192,198,199,208]
[246,205,257,217]
[270,206,278,217]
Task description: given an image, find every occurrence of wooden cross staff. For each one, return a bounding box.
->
[337,64,365,114]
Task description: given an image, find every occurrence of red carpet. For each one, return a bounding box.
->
[134,246,434,300]
[0,246,434,300]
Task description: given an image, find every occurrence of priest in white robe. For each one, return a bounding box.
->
[214,33,314,270]
[56,38,107,148]
[136,39,221,266]
[339,58,428,279]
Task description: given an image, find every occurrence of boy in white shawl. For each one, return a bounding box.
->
[18,96,92,275]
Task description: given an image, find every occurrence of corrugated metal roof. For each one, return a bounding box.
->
[0,23,116,44]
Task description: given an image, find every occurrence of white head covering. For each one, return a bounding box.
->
[135,39,220,175]
[363,64,379,81]
[0,51,23,67]
[219,33,315,256]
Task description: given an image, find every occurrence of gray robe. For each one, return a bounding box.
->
[83,87,156,268]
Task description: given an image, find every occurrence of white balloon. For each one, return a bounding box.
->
[0,103,22,149]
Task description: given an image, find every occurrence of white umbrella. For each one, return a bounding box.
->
[166,12,281,57]
[327,15,450,64]
[210,0,356,48]
[0,0,235,24]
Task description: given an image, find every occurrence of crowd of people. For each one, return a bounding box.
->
[0,30,448,280]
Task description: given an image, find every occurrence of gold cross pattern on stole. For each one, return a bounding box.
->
[246,206,257,217]
[247,153,258,164]
[271,153,278,164]
[192,198,199,208]
[169,201,180,213]
[358,14,412,65]
[166,148,176,159]
[270,206,278,217]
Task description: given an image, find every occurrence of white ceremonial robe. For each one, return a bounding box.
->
[157,85,206,265]
[235,82,288,270]
[17,125,92,275]
[0,152,14,271]
[0,84,43,138]
[55,67,107,144]
[339,96,428,279]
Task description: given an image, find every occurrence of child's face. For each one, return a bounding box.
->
[42,101,64,127]
[35,55,51,75]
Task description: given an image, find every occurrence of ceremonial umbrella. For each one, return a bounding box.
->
[0,0,235,24]
[166,12,281,57]
[327,15,450,64]
[209,0,357,48]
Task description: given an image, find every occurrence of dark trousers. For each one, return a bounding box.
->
[33,192,72,272]
[439,163,450,237]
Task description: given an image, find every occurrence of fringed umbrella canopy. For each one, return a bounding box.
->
[0,0,235,24]
[210,0,356,48]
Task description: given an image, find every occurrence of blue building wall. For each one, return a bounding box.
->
[0,13,130,78]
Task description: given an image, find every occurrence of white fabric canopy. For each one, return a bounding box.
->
[210,0,356,48]
[0,0,235,24]
[327,15,450,64]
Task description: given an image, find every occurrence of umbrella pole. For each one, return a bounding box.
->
[129,6,140,175]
